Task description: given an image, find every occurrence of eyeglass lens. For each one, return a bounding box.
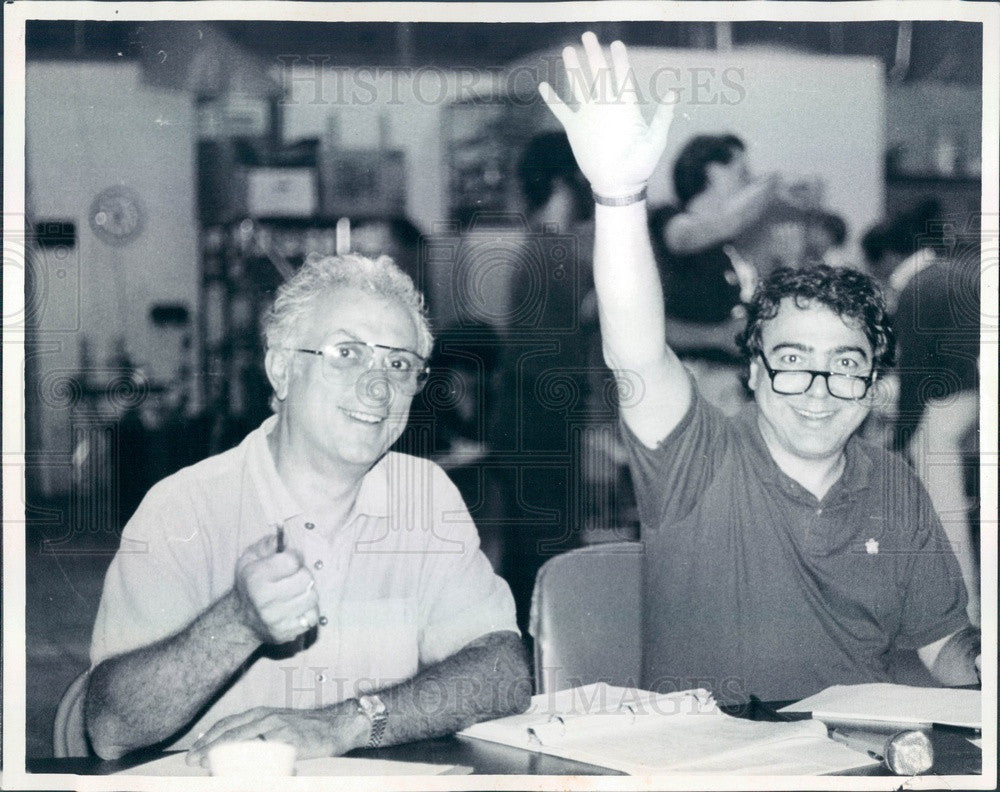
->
[771,370,868,400]
[324,341,426,391]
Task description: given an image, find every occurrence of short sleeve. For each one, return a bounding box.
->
[893,466,970,649]
[620,374,730,532]
[89,481,210,666]
[416,467,519,666]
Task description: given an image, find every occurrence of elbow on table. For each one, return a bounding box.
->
[84,670,141,761]
[85,709,129,761]
[499,635,533,717]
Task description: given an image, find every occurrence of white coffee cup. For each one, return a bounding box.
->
[207,739,297,777]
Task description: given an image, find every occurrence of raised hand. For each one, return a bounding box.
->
[539,31,675,199]
[233,533,320,645]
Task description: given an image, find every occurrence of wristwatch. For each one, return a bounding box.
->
[356,694,388,749]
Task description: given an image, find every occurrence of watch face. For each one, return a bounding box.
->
[359,694,387,718]
[89,186,144,245]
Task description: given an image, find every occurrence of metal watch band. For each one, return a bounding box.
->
[357,694,388,749]
[367,712,387,749]
[592,186,648,207]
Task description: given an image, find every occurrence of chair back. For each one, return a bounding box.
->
[53,671,90,757]
[529,541,643,694]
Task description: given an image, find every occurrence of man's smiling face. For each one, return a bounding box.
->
[748,297,875,467]
[276,286,420,474]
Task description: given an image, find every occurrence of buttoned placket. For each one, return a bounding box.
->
[293,510,361,672]
[287,515,339,706]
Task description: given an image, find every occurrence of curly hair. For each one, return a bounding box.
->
[262,253,434,359]
[736,265,896,376]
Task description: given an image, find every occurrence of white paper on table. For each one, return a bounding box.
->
[460,683,878,775]
[113,752,469,777]
[778,683,981,729]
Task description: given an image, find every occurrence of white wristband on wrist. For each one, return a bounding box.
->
[592,186,648,207]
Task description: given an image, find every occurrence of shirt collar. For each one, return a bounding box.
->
[248,415,393,524]
[736,403,875,500]
[247,415,303,525]
[352,454,391,519]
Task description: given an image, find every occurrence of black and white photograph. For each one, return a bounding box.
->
[3,1,997,788]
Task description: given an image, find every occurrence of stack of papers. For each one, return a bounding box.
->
[779,683,982,729]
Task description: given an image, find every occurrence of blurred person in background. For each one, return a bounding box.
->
[804,210,850,269]
[862,201,980,626]
[648,134,819,414]
[421,323,507,572]
[497,130,625,633]
[350,215,429,313]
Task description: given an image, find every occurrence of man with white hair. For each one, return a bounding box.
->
[85,254,529,763]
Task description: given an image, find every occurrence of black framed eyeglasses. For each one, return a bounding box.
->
[758,352,875,401]
[293,340,429,394]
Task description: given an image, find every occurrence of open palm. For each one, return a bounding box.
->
[539,32,675,198]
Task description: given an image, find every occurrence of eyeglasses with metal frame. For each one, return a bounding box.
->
[758,351,875,401]
[292,340,429,394]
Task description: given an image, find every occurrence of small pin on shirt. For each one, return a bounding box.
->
[865,538,879,555]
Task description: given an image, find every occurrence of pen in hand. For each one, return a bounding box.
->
[276,524,285,553]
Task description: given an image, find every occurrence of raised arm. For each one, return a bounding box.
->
[540,33,691,446]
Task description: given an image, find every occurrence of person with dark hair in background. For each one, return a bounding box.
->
[497,130,627,634]
[804,210,850,268]
[654,134,757,341]
[350,215,428,311]
[541,32,979,704]
[861,200,979,446]
[649,134,819,415]
[861,201,981,626]
[517,130,595,225]
[421,323,507,572]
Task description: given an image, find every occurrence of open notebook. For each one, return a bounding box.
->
[459,683,879,775]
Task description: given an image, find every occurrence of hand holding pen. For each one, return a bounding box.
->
[232,525,319,646]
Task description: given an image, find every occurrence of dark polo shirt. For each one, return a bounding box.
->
[625,380,969,704]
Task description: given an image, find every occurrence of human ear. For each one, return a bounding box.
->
[265,348,292,402]
[747,358,760,393]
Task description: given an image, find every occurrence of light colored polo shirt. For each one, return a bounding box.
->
[90,416,518,749]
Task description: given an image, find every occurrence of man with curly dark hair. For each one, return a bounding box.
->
[540,33,979,703]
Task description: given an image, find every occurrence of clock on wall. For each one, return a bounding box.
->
[89,186,145,246]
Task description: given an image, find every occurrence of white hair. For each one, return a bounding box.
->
[262,253,433,357]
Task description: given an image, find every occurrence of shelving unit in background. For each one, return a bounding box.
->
[197,96,412,451]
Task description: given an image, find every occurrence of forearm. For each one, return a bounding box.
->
[86,589,260,759]
[594,201,671,371]
[373,630,530,747]
[668,179,775,253]
[918,627,980,686]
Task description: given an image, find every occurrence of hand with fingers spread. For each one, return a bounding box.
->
[185,702,366,767]
[539,31,675,200]
[234,533,319,645]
